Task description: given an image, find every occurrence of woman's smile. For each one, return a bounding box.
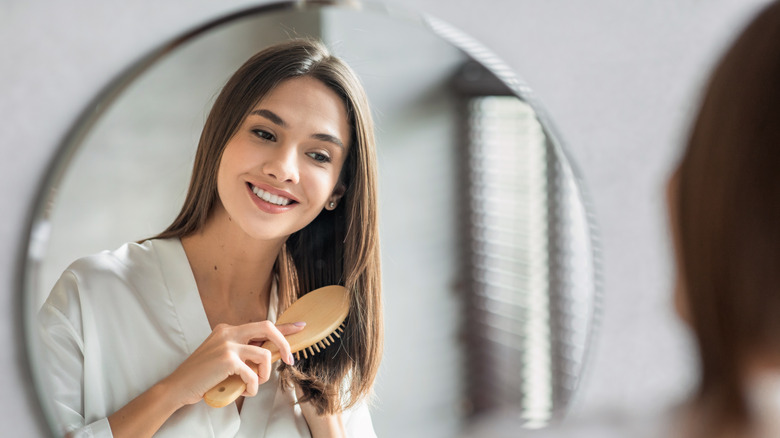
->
[247,182,297,213]
[249,184,294,206]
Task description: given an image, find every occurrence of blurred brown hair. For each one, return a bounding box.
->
[673,1,780,435]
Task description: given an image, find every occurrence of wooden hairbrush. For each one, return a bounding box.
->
[203,285,349,408]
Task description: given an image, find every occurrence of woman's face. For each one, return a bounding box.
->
[215,76,350,242]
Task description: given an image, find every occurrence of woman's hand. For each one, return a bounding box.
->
[107,321,304,438]
[162,321,306,407]
[295,385,346,438]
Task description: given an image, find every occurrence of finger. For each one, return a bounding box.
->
[237,344,273,366]
[246,323,304,347]
[256,351,272,386]
[236,361,259,397]
[277,321,307,336]
[234,321,283,343]
[240,321,297,366]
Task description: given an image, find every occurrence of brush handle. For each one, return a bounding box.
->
[203,347,281,408]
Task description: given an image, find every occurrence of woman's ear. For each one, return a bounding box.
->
[325,182,346,210]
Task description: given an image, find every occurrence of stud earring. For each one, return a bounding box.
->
[329,201,336,209]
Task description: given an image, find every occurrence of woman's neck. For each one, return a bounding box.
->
[180,207,286,327]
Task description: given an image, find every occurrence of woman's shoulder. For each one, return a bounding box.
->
[64,238,177,280]
[47,238,182,309]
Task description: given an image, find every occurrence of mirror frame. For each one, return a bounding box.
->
[19,0,603,434]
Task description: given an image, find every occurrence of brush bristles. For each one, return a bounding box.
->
[291,322,346,362]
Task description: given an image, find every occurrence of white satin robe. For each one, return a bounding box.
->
[37,238,376,437]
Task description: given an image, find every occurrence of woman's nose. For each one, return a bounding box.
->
[262,144,300,184]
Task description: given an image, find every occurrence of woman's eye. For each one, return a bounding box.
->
[307,152,331,163]
[252,129,276,141]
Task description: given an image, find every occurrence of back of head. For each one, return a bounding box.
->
[674,1,780,435]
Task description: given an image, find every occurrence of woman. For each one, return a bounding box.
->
[38,39,382,437]
[668,1,780,436]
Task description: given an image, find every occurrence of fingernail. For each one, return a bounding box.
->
[293,321,306,327]
[288,353,295,365]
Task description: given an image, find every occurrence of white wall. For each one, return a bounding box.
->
[1,0,773,435]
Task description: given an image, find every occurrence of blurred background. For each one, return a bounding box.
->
[1,0,774,436]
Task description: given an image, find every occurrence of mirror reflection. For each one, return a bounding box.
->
[25,3,598,437]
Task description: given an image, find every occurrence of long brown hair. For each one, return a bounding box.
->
[673,1,780,435]
[155,39,382,414]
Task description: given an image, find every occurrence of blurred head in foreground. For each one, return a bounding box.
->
[669,1,780,436]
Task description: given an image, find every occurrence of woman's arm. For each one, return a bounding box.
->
[104,380,181,438]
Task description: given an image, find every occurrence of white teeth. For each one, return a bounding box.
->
[251,185,291,206]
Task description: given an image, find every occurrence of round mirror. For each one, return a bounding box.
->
[23,1,600,436]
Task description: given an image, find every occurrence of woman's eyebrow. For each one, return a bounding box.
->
[250,108,344,148]
[250,109,287,127]
[313,133,344,149]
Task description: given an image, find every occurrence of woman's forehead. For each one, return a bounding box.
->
[249,77,351,144]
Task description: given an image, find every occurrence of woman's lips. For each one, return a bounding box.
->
[250,184,294,206]
[246,183,298,213]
